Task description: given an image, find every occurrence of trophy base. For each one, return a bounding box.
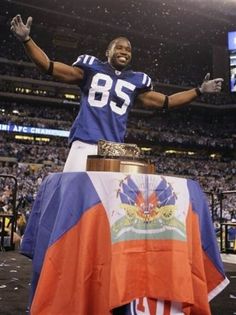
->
[86,155,155,174]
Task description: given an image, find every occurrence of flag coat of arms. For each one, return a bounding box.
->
[21,172,229,315]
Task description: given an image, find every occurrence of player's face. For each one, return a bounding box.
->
[107,39,132,70]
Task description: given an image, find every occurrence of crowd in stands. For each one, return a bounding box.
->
[2,6,236,106]
[127,117,235,152]
[0,101,235,152]
[0,109,235,224]
[0,149,235,228]
[2,51,236,106]
[0,133,68,165]
[0,101,76,130]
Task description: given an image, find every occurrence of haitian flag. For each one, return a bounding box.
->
[21,172,229,315]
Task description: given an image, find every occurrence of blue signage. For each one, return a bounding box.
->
[0,123,69,137]
[228,31,236,50]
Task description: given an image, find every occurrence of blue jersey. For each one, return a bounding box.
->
[69,55,152,144]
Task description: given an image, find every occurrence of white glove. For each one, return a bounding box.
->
[10,14,33,42]
[199,73,223,94]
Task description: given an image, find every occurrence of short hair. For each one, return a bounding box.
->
[106,37,131,52]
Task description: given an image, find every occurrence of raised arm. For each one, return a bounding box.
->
[10,14,83,83]
[137,73,223,109]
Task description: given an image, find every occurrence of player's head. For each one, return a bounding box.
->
[106,37,132,70]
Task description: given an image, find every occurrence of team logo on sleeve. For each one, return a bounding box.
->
[111,175,186,243]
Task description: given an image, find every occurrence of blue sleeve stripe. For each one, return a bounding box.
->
[142,73,152,87]
[83,55,90,64]
[73,55,95,66]
[88,56,95,65]
[142,73,147,85]
[147,77,151,87]
[72,55,83,66]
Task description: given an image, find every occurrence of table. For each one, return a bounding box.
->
[21,172,229,315]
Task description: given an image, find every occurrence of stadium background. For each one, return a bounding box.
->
[0,0,235,314]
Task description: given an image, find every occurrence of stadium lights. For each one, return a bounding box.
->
[35,137,50,142]
[64,93,76,99]
[15,87,47,95]
[15,87,32,94]
[141,147,152,151]
[15,135,50,142]
[12,110,20,115]
[210,154,217,158]
[15,135,34,141]
[165,150,195,155]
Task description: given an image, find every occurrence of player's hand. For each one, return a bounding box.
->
[10,14,33,42]
[199,73,223,93]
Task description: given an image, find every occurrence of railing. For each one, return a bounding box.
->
[220,222,236,253]
[204,191,215,220]
[218,190,236,253]
[204,190,236,253]
[0,175,18,251]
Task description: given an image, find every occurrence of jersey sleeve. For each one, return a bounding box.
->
[72,54,97,87]
[137,72,153,94]
[72,54,97,69]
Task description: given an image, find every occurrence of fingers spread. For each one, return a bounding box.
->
[214,78,224,83]
[16,14,22,24]
[11,17,17,27]
[11,16,19,27]
[215,80,222,92]
[26,16,33,28]
[204,73,211,81]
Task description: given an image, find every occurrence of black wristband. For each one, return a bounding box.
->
[162,95,169,111]
[46,61,54,75]
[22,37,31,44]
[195,87,202,97]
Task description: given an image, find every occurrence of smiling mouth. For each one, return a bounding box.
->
[117,56,128,63]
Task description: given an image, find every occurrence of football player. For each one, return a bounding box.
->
[10,15,223,172]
